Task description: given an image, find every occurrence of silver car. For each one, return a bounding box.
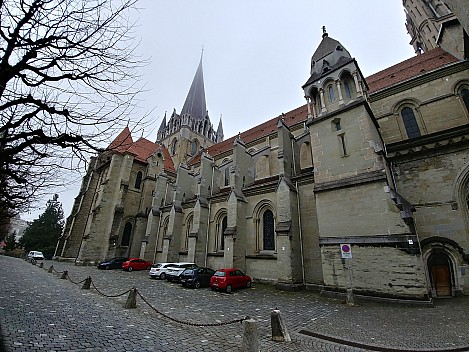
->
[149,262,175,280]
[27,251,44,264]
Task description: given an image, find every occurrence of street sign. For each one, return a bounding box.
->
[340,244,352,259]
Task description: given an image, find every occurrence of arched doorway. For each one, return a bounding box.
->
[427,251,453,297]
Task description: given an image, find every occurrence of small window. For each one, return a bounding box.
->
[344,81,352,99]
[171,139,177,155]
[461,88,469,112]
[334,120,341,131]
[191,139,198,156]
[401,107,421,138]
[328,85,335,102]
[135,171,143,189]
[224,167,230,187]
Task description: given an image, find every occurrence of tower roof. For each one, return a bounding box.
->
[181,56,207,120]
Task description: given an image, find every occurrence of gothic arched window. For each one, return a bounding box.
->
[191,139,199,156]
[328,85,335,103]
[220,215,227,250]
[135,171,143,189]
[263,210,275,251]
[401,107,421,139]
[171,138,177,155]
[461,88,469,113]
[121,222,132,247]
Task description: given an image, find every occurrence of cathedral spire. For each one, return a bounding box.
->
[181,54,207,120]
[216,115,224,142]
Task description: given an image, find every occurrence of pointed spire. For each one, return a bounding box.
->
[216,115,224,142]
[156,112,167,142]
[181,54,207,120]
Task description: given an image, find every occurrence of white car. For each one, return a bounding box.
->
[27,251,44,263]
[165,262,198,282]
[149,262,175,280]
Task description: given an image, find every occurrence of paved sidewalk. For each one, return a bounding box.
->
[1,255,469,351]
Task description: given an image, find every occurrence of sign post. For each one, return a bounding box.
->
[340,244,355,306]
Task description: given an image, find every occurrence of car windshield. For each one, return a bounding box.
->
[152,264,162,268]
[183,269,194,275]
[214,271,226,277]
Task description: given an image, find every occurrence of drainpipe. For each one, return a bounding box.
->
[291,138,306,285]
[204,162,215,267]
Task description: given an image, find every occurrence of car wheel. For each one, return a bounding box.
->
[105,265,111,270]
[194,280,201,289]
[210,286,216,291]
[146,265,151,270]
[246,280,252,288]
[128,266,133,272]
[160,273,166,280]
[226,284,233,293]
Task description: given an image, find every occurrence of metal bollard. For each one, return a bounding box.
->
[82,277,91,290]
[242,319,258,352]
[60,270,68,279]
[48,265,54,273]
[124,288,137,309]
[271,309,291,342]
[39,262,44,268]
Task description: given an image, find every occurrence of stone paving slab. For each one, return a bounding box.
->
[1,256,469,351]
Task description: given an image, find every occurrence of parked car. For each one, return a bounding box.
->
[180,267,215,288]
[165,262,198,282]
[210,268,252,293]
[149,262,175,280]
[122,258,152,271]
[97,257,128,270]
[27,251,44,264]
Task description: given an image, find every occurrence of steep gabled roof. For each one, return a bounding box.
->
[107,128,175,172]
[367,48,459,94]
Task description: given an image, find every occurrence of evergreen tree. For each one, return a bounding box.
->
[4,232,17,251]
[19,195,64,258]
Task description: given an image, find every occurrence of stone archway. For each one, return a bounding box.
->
[427,251,453,297]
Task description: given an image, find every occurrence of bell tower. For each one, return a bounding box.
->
[156,55,223,168]
[403,0,468,59]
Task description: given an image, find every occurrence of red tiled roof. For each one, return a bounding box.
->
[366,48,459,94]
[107,128,175,172]
[187,104,309,165]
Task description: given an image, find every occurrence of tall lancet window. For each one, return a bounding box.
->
[401,107,421,139]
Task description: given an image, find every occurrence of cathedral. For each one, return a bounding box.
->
[55,0,469,300]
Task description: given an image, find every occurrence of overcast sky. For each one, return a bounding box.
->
[23,1,415,221]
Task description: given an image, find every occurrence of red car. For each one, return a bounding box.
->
[210,268,252,293]
[122,258,152,271]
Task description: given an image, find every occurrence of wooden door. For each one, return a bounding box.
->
[432,266,451,297]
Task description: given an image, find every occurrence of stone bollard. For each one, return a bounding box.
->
[271,309,291,342]
[242,319,258,352]
[48,265,54,273]
[60,270,68,279]
[39,262,44,268]
[346,288,355,306]
[124,288,137,309]
[82,277,92,290]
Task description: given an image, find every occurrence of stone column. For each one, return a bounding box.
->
[353,71,363,97]
[336,79,344,105]
[319,88,327,113]
[305,96,312,118]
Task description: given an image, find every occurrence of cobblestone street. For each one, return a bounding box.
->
[1,255,469,351]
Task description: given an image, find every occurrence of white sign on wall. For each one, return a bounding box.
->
[340,244,352,259]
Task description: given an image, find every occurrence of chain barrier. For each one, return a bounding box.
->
[90,279,132,298]
[65,273,88,285]
[38,263,248,327]
[136,290,248,327]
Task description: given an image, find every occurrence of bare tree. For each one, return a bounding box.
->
[0,0,147,224]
